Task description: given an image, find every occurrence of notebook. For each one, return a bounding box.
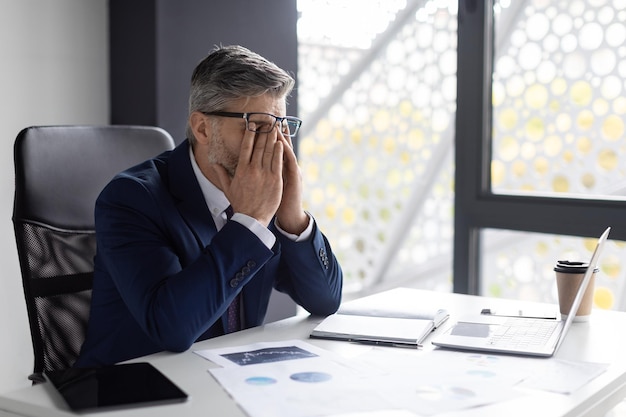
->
[310,287,449,347]
[45,362,188,411]
[310,311,449,347]
[431,227,610,357]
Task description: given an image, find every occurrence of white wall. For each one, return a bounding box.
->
[0,0,108,394]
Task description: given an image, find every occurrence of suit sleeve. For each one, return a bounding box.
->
[271,221,343,316]
[95,175,275,352]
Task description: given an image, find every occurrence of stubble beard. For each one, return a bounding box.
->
[207,130,238,178]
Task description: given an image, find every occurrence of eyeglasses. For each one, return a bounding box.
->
[202,111,303,137]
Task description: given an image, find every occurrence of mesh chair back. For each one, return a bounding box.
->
[12,125,175,380]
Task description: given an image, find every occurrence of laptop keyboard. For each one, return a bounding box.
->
[487,318,560,349]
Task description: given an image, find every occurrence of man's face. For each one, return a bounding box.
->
[207,94,287,177]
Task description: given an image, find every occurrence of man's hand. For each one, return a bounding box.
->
[210,124,308,233]
[210,124,283,227]
[275,133,308,235]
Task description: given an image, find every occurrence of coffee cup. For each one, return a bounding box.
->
[554,260,597,322]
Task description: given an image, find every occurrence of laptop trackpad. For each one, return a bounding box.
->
[450,322,492,338]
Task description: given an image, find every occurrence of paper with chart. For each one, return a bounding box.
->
[196,340,397,417]
[195,340,526,417]
[196,339,608,416]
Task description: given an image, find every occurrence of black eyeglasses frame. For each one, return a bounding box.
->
[202,111,303,137]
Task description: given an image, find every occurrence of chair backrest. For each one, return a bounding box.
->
[12,125,175,380]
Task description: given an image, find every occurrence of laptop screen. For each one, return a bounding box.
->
[553,226,610,351]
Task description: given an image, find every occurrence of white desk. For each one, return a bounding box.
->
[2,289,626,417]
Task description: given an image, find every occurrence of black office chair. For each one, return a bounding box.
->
[12,125,175,383]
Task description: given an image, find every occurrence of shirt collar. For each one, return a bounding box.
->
[188,146,231,218]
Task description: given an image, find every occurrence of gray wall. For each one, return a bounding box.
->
[0,0,297,394]
[0,0,109,394]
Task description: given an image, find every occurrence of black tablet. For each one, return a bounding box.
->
[45,362,188,411]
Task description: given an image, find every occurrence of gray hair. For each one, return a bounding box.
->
[186,45,295,143]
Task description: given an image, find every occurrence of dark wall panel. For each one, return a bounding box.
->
[109,0,158,126]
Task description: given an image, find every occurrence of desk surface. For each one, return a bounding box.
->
[2,289,626,417]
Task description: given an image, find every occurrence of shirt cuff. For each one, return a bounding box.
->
[230,213,276,249]
[274,212,314,242]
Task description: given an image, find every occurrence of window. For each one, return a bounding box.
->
[298,0,626,311]
[298,0,457,294]
[492,0,626,197]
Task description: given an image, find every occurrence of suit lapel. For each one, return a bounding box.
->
[167,140,217,248]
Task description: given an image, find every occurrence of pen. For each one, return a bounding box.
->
[480,308,557,319]
[351,338,422,349]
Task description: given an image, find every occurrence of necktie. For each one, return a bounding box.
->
[227,295,241,333]
[224,204,234,220]
[224,205,241,332]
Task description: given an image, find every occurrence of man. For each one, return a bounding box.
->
[75,45,343,367]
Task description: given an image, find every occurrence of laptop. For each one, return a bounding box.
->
[432,227,610,357]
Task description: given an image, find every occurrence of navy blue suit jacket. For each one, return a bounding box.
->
[75,140,342,367]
